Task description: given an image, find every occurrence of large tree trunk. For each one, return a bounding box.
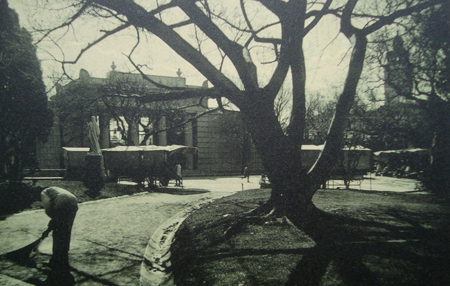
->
[427,99,450,194]
[238,34,367,218]
[239,96,319,217]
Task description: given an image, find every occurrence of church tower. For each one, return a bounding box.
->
[384,35,413,105]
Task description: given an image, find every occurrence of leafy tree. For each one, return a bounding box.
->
[409,2,450,194]
[373,2,450,194]
[0,1,53,183]
[50,78,100,147]
[39,0,444,218]
[351,103,433,151]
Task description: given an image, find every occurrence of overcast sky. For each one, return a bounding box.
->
[9,0,375,98]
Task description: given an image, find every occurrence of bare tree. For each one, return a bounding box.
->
[51,73,211,147]
[304,93,337,144]
[37,0,445,218]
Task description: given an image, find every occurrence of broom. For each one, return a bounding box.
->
[1,227,51,267]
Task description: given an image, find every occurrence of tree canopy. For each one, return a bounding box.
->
[0,1,53,183]
[384,2,450,193]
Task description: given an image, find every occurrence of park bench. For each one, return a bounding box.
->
[23,169,66,185]
[326,173,367,189]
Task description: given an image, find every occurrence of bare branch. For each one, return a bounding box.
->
[261,41,288,98]
[63,23,131,65]
[201,2,281,49]
[45,38,76,83]
[124,27,187,91]
[169,19,193,28]
[309,33,368,188]
[143,106,222,140]
[175,0,258,91]
[362,0,446,35]
[340,0,359,38]
[303,0,333,36]
[35,2,90,45]
[257,0,286,17]
[91,0,241,98]
[150,1,177,15]
[247,29,282,47]
[240,0,254,32]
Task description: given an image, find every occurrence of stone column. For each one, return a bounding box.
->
[184,121,193,170]
[99,114,110,149]
[130,119,140,146]
[158,116,167,146]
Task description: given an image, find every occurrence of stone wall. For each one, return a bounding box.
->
[193,111,264,176]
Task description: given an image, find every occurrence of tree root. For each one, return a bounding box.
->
[262,207,276,218]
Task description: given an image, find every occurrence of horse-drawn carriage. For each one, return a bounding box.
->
[63,145,197,187]
[102,145,197,187]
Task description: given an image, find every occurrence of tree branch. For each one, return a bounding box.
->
[142,106,223,140]
[257,0,286,17]
[125,27,186,91]
[168,19,193,29]
[362,0,446,35]
[285,0,307,147]
[150,1,177,15]
[175,0,259,91]
[340,0,359,38]
[35,1,91,45]
[63,23,131,65]
[309,33,368,190]
[303,0,333,36]
[91,0,241,98]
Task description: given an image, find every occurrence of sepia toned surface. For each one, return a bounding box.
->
[2,0,449,285]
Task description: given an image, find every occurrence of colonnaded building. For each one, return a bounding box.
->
[37,64,263,177]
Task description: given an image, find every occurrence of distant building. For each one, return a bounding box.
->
[384,35,415,106]
[37,65,263,176]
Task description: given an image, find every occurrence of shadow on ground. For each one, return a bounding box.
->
[0,239,143,285]
[155,188,210,195]
[284,207,450,286]
[171,188,450,286]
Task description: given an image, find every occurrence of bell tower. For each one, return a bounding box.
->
[384,35,413,105]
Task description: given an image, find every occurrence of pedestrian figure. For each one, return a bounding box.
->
[175,163,182,186]
[243,166,250,182]
[41,187,78,286]
[259,173,269,188]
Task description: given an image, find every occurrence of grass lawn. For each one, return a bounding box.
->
[171,187,450,286]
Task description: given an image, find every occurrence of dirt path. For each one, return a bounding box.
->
[0,176,259,285]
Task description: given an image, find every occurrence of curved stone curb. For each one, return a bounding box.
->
[139,198,215,286]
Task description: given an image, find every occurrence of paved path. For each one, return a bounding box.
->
[0,176,260,285]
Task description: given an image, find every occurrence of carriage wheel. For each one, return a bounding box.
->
[159,176,170,186]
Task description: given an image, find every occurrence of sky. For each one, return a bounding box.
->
[8,0,379,99]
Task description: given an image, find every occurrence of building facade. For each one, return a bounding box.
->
[37,67,263,177]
